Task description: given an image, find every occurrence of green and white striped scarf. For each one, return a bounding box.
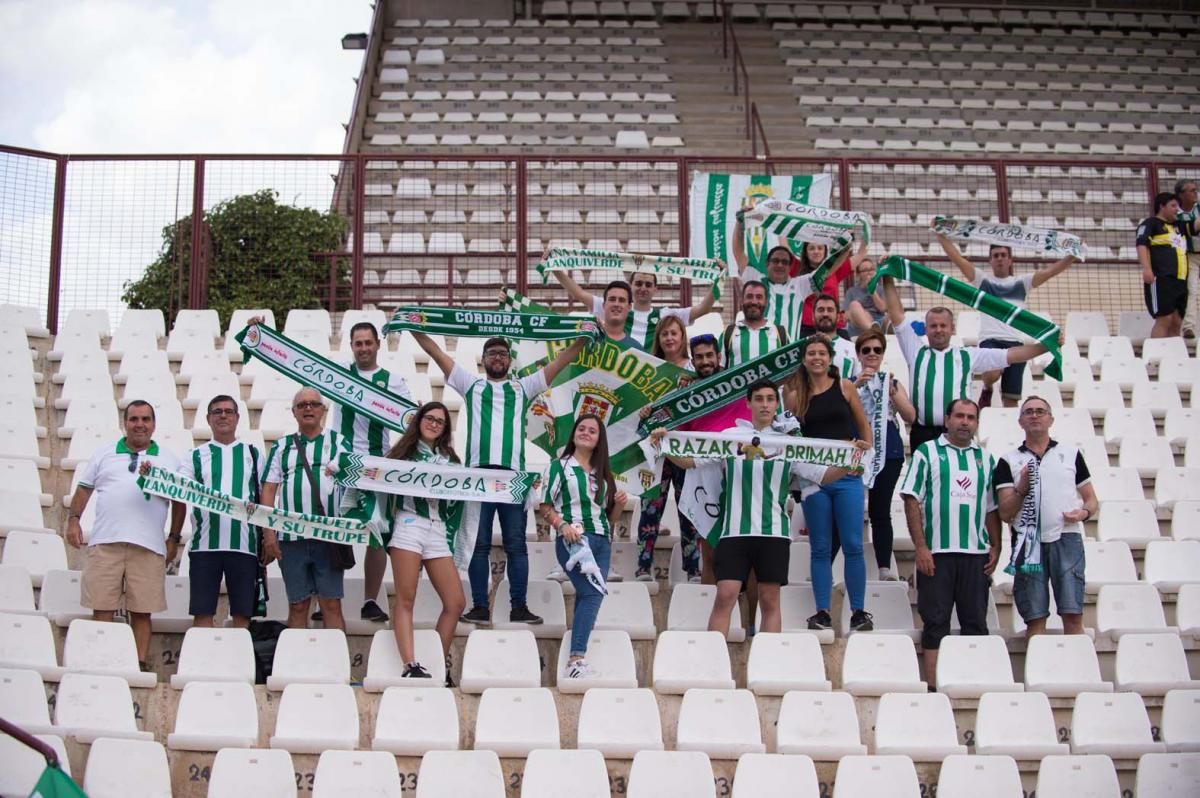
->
[499,288,550,314]
[536,247,726,298]
[932,216,1087,261]
[868,256,1063,380]
[743,198,871,271]
[383,306,602,342]
[138,465,378,546]
[236,323,417,431]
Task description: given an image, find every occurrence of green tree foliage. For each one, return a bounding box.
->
[122,189,348,329]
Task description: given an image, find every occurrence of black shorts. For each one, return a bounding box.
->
[714,536,790,585]
[1145,275,1188,319]
[979,339,1025,398]
[188,549,259,618]
[916,552,990,650]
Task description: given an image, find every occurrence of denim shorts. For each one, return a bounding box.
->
[278,538,344,603]
[1013,533,1085,622]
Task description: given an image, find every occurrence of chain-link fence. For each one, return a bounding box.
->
[0,149,57,319]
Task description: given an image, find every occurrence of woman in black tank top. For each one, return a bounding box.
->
[785,336,875,633]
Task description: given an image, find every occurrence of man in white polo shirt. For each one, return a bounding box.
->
[66,400,185,669]
[995,396,1098,637]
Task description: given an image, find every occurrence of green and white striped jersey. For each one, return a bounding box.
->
[329,364,411,456]
[263,430,350,542]
[542,455,612,538]
[899,434,997,554]
[723,321,788,367]
[711,429,817,541]
[831,335,859,380]
[742,265,820,341]
[182,440,263,554]
[895,320,1010,426]
[447,364,548,470]
[591,295,692,351]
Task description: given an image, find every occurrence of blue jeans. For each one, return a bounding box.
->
[556,533,612,657]
[468,501,530,610]
[803,473,866,612]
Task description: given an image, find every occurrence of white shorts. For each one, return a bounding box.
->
[388,512,452,560]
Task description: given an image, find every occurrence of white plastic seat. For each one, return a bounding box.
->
[576,687,664,757]
[676,688,764,759]
[208,749,296,798]
[1178,583,1200,635]
[732,753,819,798]
[875,692,967,761]
[1072,382,1125,417]
[269,683,359,753]
[459,629,540,692]
[1115,633,1200,695]
[0,421,48,467]
[627,750,716,798]
[1156,468,1200,512]
[1084,540,1139,592]
[150,574,192,633]
[1037,754,1120,797]
[1024,635,1113,697]
[492,578,566,637]
[38,569,88,628]
[0,733,70,796]
[776,690,867,759]
[1118,435,1175,478]
[1101,407,1155,444]
[310,750,402,797]
[414,749,505,798]
[63,618,156,687]
[83,737,172,797]
[652,631,734,693]
[1096,500,1161,545]
[520,749,611,798]
[0,457,50,502]
[1136,752,1200,797]
[841,633,927,695]
[1071,691,1165,757]
[1132,382,1183,416]
[770,584,831,643]
[0,666,55,732]
[1160,690,1200,753]
[832,755,920,798]
[53,671,153,742]
[666,583,745,642]
[0,611,63,680]
[2,530,67,585]
[371,685,459,755]
[362,628,447,692]
[166,680,258,750]
[1144,540,1200,591]
[936,635,1023,699]
[839,583,915,639]
[0,564,36,614]
[592,580,656,639]
[1097,583,1173,640]
[473,686,559,757]
[745,632,830,695]
[937,754,1023,798]
[553,629,636,692]
[170,627,254,688]
[264,628,350,689]
[975,691,1070,759]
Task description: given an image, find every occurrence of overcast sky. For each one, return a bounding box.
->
[0,0,375,153]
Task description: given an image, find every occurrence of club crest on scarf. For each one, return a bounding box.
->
[574,382,619,424]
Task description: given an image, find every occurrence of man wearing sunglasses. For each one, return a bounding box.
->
[552,266,718,351]
[412,330,587,627]
[935,232,1076,409]
[66,399,185,670]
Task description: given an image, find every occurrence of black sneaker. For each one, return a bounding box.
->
[850,609,875,632]
[401,662,432,678]
[807,610,833,631]
[361,599,389,623]
[311,609,323,622]
[460,606,492,627]
[444,654,455,688]
[509,606,544,625]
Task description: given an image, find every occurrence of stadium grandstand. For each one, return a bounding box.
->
[1,0,1200,796]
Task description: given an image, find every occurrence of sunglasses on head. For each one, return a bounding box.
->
[690,333,718,347]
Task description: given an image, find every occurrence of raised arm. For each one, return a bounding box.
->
[935,232,976,281]
[550,266,596,308]
[1031,254,1077,288]
[410,331,455,377]
[540,337,587,384]
[880,274,906,328]
[732,213,749,275]
[687,268,721,318]
[1004,341,1049,365]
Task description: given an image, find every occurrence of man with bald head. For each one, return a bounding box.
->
[260,388,352,630]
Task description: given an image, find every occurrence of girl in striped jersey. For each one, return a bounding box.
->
[540,414,628,679]
[379,402,466,681]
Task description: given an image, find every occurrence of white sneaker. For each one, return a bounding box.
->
[564,659,592,679]
[607,567,623,582]
[547,567,567,582]
[878,567,895,581]
[635,570,654,582]
[687,574,703,584]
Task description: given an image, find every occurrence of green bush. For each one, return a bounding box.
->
[122,189,348,330]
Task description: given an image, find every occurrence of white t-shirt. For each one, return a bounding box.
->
[78,438,181,555]
[972,273,1035,342]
